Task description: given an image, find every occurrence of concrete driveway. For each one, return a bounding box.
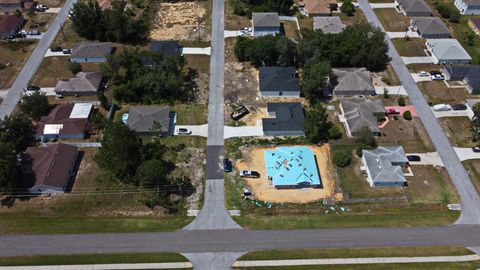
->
[224,126,264,139]
[181,47,211,56]
[407,152,444,167]
[39,87,56,96]
[44,7,61,13]
[411,73,432,82]
[224,30,244,38]
[174,124,208,137]
[44,49,70,57]
[385,105,418,117]
[454,147,480,161]
[375,85,408,96]
[433,109,471,118]
[370,3,396,8]
[25,33,44,40]
[387,31,420,39]
[401,56,434,65]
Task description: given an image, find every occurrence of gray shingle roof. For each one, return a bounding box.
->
[259,66,300,93]
[397,0,432,14]
[464,0,480,5]
[332,68,374,94]
[71,42,113,59]
[411,17,451,36]
[427,39,472,61]
[54,72,103,94]
[362,146,408,184]
[252,12,280,27]
[313,16,346,34]
[341,98,384,134]
[262,102,304,133]
[126,106,171,133]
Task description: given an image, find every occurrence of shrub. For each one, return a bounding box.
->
[68,61,82,75]
[333,150,352,167]
[375,112,385,122]
[383,88,390,99]
[328,125,343,140]
[340,0,355,16]
[398,96,406,106]
[449,9,460,23]
[356,126,377,148]
[403,110,412,120]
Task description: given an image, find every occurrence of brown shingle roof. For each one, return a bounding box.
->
[71,42,113,59]
[470,18,480,29]
[36,104,89,136]
[0,15,23,34]
[54,72,103,95]
[303,0,336,14]
[0,0,23,4]
[97,0,111,10]
[25,144,78,191]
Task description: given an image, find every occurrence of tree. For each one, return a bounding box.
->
[0,142,21,191]
[449,9,460,23]
[234,35,297,67]
[302,59,331,104]
[136,159,167,188]
[340,0,355,16]
[304,104,332,144]
[19,92,51,120]
[332,150,352,167]
[403,110,412,120]
[473,103,480,119]
[68,61,82,75]
[95,121,142,182]
[465,31,476,46]
[383,88,390,99]
[0,114,35,153]
[328,125,342,140]
[398,96,406,106]
[356,126,377,148]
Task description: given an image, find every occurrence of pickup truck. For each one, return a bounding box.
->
[239,170,260,178]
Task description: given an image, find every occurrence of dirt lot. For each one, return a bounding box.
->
[418,81,471,105]
[24,13,55,32]
[51,20,87,49]
[150,1,210,41]
[439,117,475,148]
[0,40,37,89]
[374,8,410,32]
[224,0,251,30]
[392,38,427,57]
[377,117,435,153]
[235,144,342,203]
[407,165,459,204]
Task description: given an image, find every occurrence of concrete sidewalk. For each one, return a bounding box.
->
[233,255,480,267]
[401,56,434,65]
[375,85,408,96]
[0,262,192,270]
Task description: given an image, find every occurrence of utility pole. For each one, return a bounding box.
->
[59,22,67,42]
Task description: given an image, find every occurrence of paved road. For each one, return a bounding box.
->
[0,0,76,118]
[2,226,480,256]
[359,0,480,225]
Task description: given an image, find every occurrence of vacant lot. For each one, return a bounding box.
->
[374,8,410,32]
[418,81,470,105]
[0,40,37,89]
[463,160,480,193]
[31,57,101,86]
[440,117,474,148]
[184,54,210,104]
[225,0,251,30]
[392,38,427,57]
[51,20,87,49]
[335,9,367,25]
[378,117,435,153]
[407,166,459,204]
[24,13,55,32]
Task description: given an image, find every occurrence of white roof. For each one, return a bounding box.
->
[427,39,472,61]
[44,124,63,135]
[69,103,93,119]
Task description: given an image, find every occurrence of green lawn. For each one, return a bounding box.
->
[391,38,428,57]
[239,246,473,261]
[463,160,480,194]
[234,262,480,270]
[0,253,189,266]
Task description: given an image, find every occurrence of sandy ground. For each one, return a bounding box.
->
[150,2,209,41]
[236,144,342,203]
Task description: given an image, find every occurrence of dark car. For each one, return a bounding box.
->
[407,155,421,162]
[15,33,26,38]
[231,106,249,120]
[451,104,467,111]
[430,70,441,75]
[50,46,62,52]
[473,146,480,153]
[26,85,40,91]
[62,49,71,54]
[223,158,232,172]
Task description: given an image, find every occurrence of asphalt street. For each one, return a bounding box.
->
[359,0,480,225]
[1,226,480,256]
[0,0,76,118]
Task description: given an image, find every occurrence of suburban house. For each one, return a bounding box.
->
[410,17,451,38]
[35,103,93,142]
[97,0,111,10]
[125,106,175,136]
[0,15,24,38]
[142,40,181,66]
[70,42,113,63]
[302,0,337,17]
[330,68,375,96]
[252,12,280,37]
[443,65,480,94]
[426,39,472,64]
[259,66,300,97]
[313,16,346,34]
[23,143,78,194]
[264,146,322,189]
[262,102,305,137]
[454,0,480,15]
[0,0,24,12]
[361,146,409,187]
[469,18,480,35]
[54,71,103,96]
[395,0,432,16]
[466,99,480,119]
[339,98,385,137]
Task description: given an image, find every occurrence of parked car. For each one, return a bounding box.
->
[28,30,41,35]
[418,71,429,77]
[432,104,451,111]
[231,106,249,120]
[430,70,441,75]
[239,170,260,178]
[15,33,26,38]
[386,108,400,114]
[26,85,40,91]
[62,49,71,54]
[177,128,192,135]
[407,155,421,162]
[223,158,232,172]
[50,46,62,52]
[473,146,480,153]
[451,104,467,111]
[430,74,445,80]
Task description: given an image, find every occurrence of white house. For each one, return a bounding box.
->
[425,39,472,64]
[252,13,280,37]
[454,0,480,15]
